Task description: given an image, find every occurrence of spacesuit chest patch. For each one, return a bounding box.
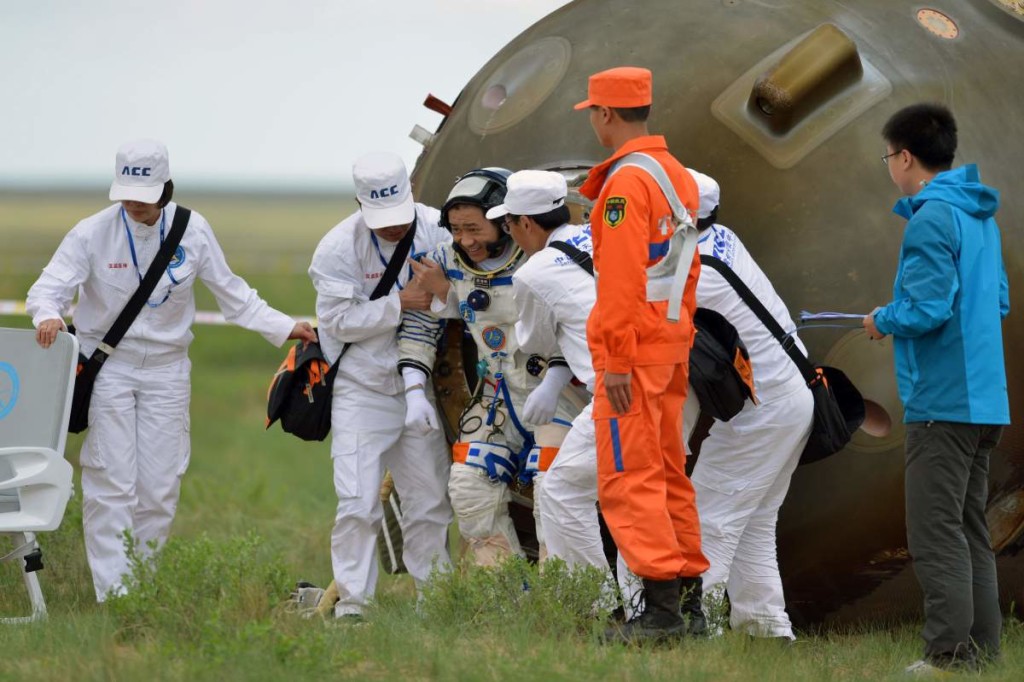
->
[481,326,506,351]
[460,301,476,323]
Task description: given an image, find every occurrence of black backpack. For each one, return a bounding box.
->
[266,221,417,441]
[689,307,756,421]
[265,337,337,441]
[547,240,755,422]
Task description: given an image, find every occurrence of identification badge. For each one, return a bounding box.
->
[169,245,186,269]
[604,196,627,228]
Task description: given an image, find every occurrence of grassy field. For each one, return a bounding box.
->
[1,192,1022,680]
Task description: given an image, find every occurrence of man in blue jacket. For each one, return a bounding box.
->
[864,103,1010,674]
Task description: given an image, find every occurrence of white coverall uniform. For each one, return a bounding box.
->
[26,202,295,601]
[516,223,638,610]
[399,242,579,564]
[309,204,454,617]
[691,223,814,639]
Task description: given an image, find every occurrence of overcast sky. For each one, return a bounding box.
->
[0,0,571,190]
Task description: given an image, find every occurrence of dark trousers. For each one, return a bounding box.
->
[905,421,1003,665]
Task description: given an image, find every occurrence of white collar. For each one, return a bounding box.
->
[543,223,573,248]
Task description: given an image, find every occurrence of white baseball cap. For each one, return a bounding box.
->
[353,152,415,229]
[686,168,720,220]
[109,139,170,204]
[485,170,567,220]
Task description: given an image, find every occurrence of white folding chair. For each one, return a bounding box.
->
[0,327,77,624]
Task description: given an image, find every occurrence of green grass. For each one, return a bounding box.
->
[2,193,1022,680]
[0,191,355,314]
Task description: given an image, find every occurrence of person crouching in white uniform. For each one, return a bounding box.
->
[26,139,316,602]
[398,169,580,566]
[687,169,814,640]
[496,169,639,614]
[308,152,454,621]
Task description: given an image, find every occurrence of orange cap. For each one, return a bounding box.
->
[573,66,653,110]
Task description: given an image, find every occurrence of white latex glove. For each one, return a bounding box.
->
[402,367,439,435]
[523,364,574,426]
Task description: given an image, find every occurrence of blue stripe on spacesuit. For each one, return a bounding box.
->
[496,375,533,447]
[398,329,440,344]
[445,269,514,287]
[492,375,536,481]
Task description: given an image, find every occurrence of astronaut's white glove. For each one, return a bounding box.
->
[402,367,439,435]
[523,364,574,426]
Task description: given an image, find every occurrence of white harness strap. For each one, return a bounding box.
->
[608,153,699,322]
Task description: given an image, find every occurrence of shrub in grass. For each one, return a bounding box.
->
[418,556,610,636]
[106,530,290,653]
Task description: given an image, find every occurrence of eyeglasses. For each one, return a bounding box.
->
[881,150,902,165]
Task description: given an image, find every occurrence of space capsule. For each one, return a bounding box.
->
[409,0,1024,625]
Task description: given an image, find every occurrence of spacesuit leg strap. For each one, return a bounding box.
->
[453,441,518,485]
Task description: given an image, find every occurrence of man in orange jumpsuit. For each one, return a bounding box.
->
[575,66,709,644]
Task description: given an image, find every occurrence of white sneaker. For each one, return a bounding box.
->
[327,612,366,627]
[904,660,953,677]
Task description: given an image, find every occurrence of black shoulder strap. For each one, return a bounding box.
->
[699,254,816,383]
[89,206,192,367]
[332,217,418,368]
[370,217,417,300]
[548,240,594,277]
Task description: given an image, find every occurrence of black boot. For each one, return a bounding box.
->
[603,578,686,645]
[679,576,707,637]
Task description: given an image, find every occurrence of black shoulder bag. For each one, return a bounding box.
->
[549,240,755,422]
[700,255,865,465]
[68,206,192,433]
[266,220,417,441]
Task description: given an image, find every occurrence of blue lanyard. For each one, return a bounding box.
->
[120,207,175,308]
[369,231,415,290]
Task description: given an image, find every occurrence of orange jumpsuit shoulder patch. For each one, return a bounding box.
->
[603,196,627,228]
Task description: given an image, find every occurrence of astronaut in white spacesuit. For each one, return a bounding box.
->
[398,169,582,565]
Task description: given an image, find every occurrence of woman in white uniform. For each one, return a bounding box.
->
[26,139,315,601]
